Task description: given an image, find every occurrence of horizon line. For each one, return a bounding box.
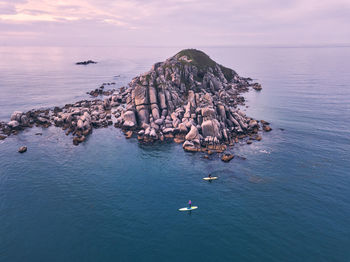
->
[1,43,350,49]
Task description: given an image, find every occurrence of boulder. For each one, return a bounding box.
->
[221,153,234,162]
[154,118,164,125]
[263,125,272,132]
[201,107,216,118]
[123,110,137,128]
[136,105,149,125]
[201,119,220,139]
[134,85,148,106]
[11,111,23,121]
[185,125,199,141]
[18,146,27,153]
[178,123,188,133]
[8,120,19,129]
[182,140,194,148]
[248,120,258,129]
[260,120,270,125]
[125,131,133,139]
[77,119,84,129]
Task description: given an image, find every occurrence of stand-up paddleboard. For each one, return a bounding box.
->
[203,177,218,181]
[179,206,198,211]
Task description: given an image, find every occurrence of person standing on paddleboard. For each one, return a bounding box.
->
[188,200,192,208]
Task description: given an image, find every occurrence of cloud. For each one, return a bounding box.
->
[0,0,349,46]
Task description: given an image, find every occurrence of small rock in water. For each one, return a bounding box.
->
[263,125,272,132]
[76,60,97,65]
[221,153,234,162]
[260,120,270,125]
[18,146,27,153]
[124,131,133,139]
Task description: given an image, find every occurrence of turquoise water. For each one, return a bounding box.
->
[0,46,350,262]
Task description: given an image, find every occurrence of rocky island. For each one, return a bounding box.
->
[0,49,271,158]
[76,60,97,65]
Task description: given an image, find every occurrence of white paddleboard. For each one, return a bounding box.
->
[179,206,198,211]
[203,177,218,180]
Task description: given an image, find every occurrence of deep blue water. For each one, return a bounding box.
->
[0,46,350,262]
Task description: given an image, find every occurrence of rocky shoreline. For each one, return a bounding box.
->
[0,49,271,159]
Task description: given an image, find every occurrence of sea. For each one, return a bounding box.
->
[0,46,349,262]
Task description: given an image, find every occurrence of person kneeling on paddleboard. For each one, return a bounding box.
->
[208,174,212,178]
[188,200,192,208]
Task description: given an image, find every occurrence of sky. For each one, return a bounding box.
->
[0,0,349,46]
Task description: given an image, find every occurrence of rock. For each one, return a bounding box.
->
[8,120,20,129]
[11,111,23,121]
[174,137,185,144]
[221,153,234,162]
[125,131,133,139]
[182,140,200,152]
[163,128,174,134]
[182,140,194,148]
[248,120,258,129]
[36,117,49,125]
[260,120,270,125]
[247,140,253,144]
[178,123,188,133]
[18,146,27,153]
[185,125,199,141]
[123,110,137,128]
[201,107,216,118]
[154,118,163,125]
[77,119,84,129]
[149,128,157,138]
[73,135,85,145]
[76,60,97,65]
[201,119,220,139]
[263,125,272,132]
[0,134,7,140]
[252,83,262,91]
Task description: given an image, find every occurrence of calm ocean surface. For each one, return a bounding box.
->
[0,46,349,262]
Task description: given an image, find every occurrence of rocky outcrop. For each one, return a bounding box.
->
[114,49,266,153]
[0,49,269,157]
[76,60,97,65]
